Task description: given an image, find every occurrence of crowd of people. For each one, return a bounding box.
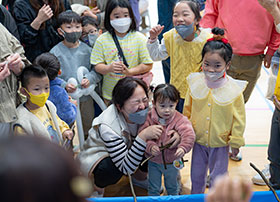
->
[0,0,280,201]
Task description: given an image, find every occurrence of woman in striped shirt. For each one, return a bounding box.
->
[78,77,180,196]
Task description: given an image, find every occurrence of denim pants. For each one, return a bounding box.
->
[191,143,229,194]
[268,108,280,189]
[148,161,179,196]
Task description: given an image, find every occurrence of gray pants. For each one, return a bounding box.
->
[227,54,263,103]
[268,108,280,189]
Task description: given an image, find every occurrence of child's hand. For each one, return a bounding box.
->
[82,9,98,20]
[90,6,100,14]
[81,78,90,88]
[109,61,125,74]
[149,25,164,40]
[68,96,78,106]
[175,148,185,158]
[230,147,239,158]
[0,61,10,81]
[122,65,131,76]
[62,129,74,140]
[151,145,160,156]
[65,83,77,93]
[37,4,53,23]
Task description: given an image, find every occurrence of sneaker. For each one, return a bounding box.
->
[229,148,242,161]
[252,164,270,186]
[90,190,104,198]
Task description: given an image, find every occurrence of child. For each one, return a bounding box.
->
[139,84,195,196]
[91,0,153,104]
[81,16,101,48]
[50,10,100,138]
[183,27,247,194]
[34,52,77,126]
[147,0,211,112]
[14,65,73,144]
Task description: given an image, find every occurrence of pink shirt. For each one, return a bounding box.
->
[200,0,280,56]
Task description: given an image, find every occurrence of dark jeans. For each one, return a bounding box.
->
[268,108,280,190]
[93,156,148,188]
[162,57,170,84]
[176,98,185,113]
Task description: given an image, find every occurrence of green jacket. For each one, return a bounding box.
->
[0,23,29,123]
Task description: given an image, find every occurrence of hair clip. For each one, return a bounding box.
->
[207,36,229,44]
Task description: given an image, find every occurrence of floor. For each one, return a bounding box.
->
[90,0,273,197]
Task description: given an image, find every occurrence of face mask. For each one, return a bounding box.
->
[60,29,82,43]
[175,23,195,39]
[204,69,226,82]
[128,107,149,124]
[25,88,49,107]
[81,34,98,47]
[110,18,132,34]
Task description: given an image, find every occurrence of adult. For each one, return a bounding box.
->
[13,0,71,62]
[0,23,29,137]
[0,135,90,202]
[0,4,19,39]
[200,0,280,103]
[255,0,280,190]
[78,77,180,196]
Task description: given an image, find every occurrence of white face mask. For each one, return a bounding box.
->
[204,69,226,82]
[110,18,132,34]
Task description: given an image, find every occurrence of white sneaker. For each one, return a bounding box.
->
[90,191,104,198]
[229,148,242,161]
[252,164,271,186]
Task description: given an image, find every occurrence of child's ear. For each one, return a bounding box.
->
[20,87,28,97]
[57,28,64,37]
[226,61,231,70]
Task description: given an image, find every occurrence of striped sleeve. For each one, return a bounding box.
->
[90,35,106,65]
[99,124,146,175]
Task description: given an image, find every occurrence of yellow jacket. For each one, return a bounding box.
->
[163,28,210,98]
[183,72,247,148]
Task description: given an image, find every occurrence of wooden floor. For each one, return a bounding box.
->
[76,1,273,197]
[85,64,272,197]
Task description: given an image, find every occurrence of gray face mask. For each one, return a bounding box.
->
[204,69,226,82]
[175,23,194,39]
[128,108,149,124]
[81,34,98,47]
[60,29,82,43]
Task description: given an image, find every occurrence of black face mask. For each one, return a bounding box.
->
[60,29,82,43]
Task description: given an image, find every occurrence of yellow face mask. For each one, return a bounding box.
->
[25,88,49,107]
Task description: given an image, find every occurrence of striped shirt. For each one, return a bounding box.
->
[91,31,153,100]
[99,124,146,175]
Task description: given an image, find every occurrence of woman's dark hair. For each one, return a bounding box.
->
[81,16,98,28]
[153,84,180,103]
[30,0,65,18]
[20,64,48,88]
[104,0,137,35]
[201,27,233,64]
[58,10,82,27]
[0,136,87,202]
[34,52,60,81]
[112,77,148,109]
[175,0,201,30]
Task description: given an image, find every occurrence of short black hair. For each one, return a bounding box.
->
[20,65,48,88]
[81,16,98,28]
[112,77,148,109]
[153,84,180,103]
[104,0,137,35]
[57,10,82,27]
[34,53,60,81]
[202,27,233,64]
